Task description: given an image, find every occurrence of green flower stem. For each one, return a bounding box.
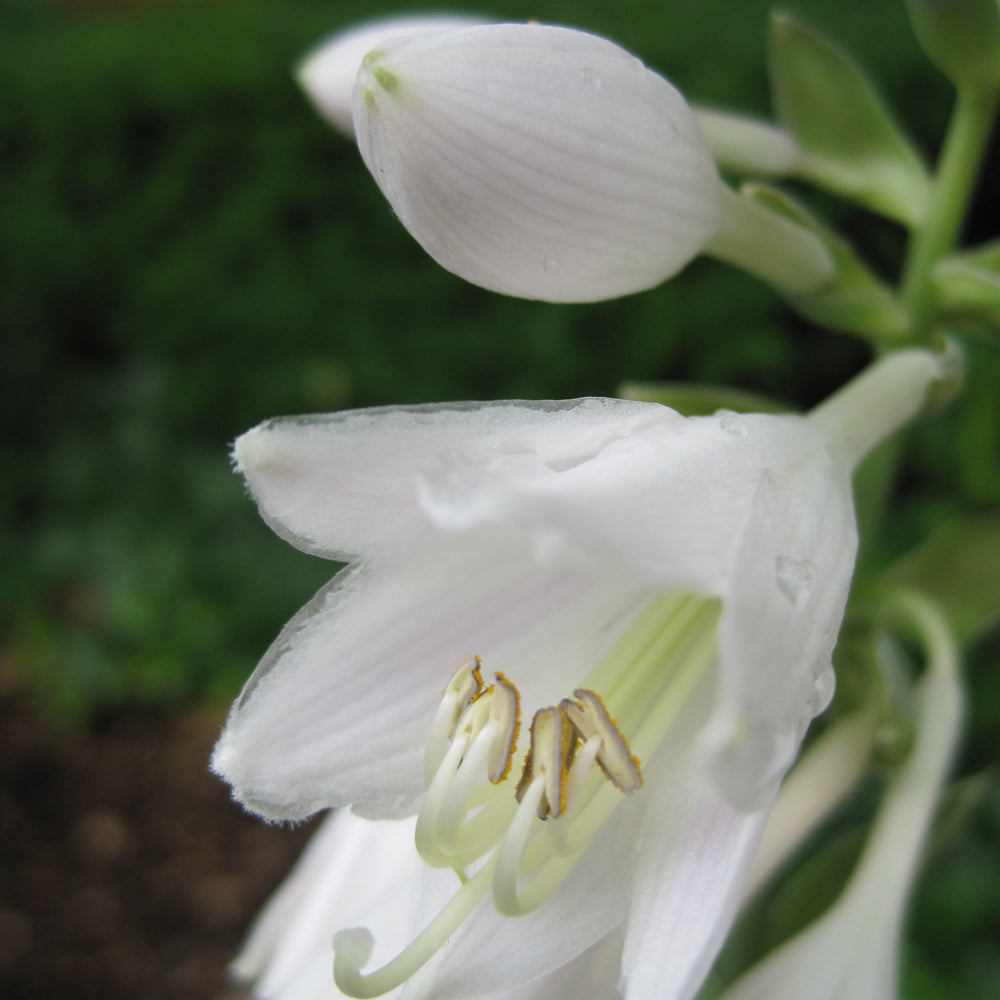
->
[857,85,994,547]
[901,84,999,335]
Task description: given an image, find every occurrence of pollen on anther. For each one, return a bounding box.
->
[442,657,483,737]
[488,672,521,784]
[561,688,643,795]
[516,706,577,819]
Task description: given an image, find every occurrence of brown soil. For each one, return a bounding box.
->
[0,689,318,1000]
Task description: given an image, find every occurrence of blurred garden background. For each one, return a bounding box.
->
[1,0,998,997]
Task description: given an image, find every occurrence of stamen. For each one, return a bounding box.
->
[436,722,502,842]
[547,735,602,857]
[424,657,483,785]
[442,795,518,867]
[561,688,643,795]
[418,662,521,868]
[492,777,586,917]
[415,734,472,867]
[485,673,521,783]
[598,595,708,733]
[515,706,577,819]
[451,671,521,785]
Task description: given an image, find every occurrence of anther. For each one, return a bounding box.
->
[453,672,521,784]
[424,658,484,784]
[417,660,521,869]
[516,706,578,819]
[484,673,520,783]
[444,657,484,734]
[561,688,643,795]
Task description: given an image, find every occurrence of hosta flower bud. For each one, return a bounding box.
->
[296,14,486,137]
[353,23,723,302]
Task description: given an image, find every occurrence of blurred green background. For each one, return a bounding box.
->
[1,0,998,995]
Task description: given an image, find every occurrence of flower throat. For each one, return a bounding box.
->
[334,592,720,998]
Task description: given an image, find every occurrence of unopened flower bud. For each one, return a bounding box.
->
[297,14,486,136]
[353,23,723,302]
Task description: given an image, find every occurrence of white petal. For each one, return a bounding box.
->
[421,410,832,594]
[235,810,421,999]
[354,24,721,302]
[709,433,857,808]
[212,530,648,821]
[493,931,623,1000]
[233,398,663,561]
[620,741,770,1000]
[297,15,487,136]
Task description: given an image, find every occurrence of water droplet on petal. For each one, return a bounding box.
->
[719,411,747,437]
[581,66,603,89]
[543,258,560,273]
[775,556,816,608]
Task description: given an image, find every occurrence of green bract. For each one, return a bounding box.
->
[741,183,908,341]
[768,12,931,227]
[932,241,1000,339]
[906,0,1000,93]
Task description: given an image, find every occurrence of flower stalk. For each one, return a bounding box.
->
[901,83,1000,334]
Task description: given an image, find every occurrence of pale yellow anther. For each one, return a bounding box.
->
[451,669,521,785]
[485,673,521,783]
[424,657,485,786]
[516,706,577,819]
[561,688,643,796]
[443,657,484,737]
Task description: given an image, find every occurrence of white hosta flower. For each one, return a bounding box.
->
[719,593,962,1000]
[352,23,722,302]
[213,351,949,1000]
[297,15,486,137]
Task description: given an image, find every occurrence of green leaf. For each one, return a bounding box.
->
[617,381,788,415]
[883,512,1000,645]
[769,12,931,226]
[743,183,909,340]
[906,0,1000,94]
